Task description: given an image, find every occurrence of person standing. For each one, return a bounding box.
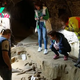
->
[0,29,12,80]
[34,1,49,54]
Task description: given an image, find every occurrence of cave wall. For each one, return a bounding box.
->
[2,0,80,41]
[46,0,80,30]
[1,0,80,31]
[33,0,80,30]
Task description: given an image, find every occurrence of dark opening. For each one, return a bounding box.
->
[2,0,36,43]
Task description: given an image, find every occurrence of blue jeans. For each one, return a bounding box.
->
[37,22,47,49]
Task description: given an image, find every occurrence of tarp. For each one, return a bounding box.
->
[76,17,80,28]
[0,7,5,13]
[68,17,80,31]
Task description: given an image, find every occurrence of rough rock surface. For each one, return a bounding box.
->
[33,0,80,30]
[11,34,80,80]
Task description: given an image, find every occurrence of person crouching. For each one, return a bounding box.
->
[48,31,71,60]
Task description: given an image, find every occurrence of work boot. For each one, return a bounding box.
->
[77,64,80,68]
[74,63,78,67]
[74,61,80,67]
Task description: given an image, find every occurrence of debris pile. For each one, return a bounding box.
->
[12,61,46,80]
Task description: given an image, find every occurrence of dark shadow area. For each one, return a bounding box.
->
[10,0,35,29]
[6,0,35,29]
[1,0,36,44]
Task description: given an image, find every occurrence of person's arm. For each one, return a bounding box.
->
[43,8,49,20]
[35,10,39,21]
[49,39,54,49]
[51,39,55,44]
[2,51,11,70]
[2,40,11,70]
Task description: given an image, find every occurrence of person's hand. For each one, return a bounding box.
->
[40,16,43,20]
[35,18,39,20]
[55,47,59,50]
[54,45,59,50]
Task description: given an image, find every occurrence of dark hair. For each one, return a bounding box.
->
[34,1,43,9]
[48,31,56,36]
[1,29,11,35]
[48,30,60,38]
